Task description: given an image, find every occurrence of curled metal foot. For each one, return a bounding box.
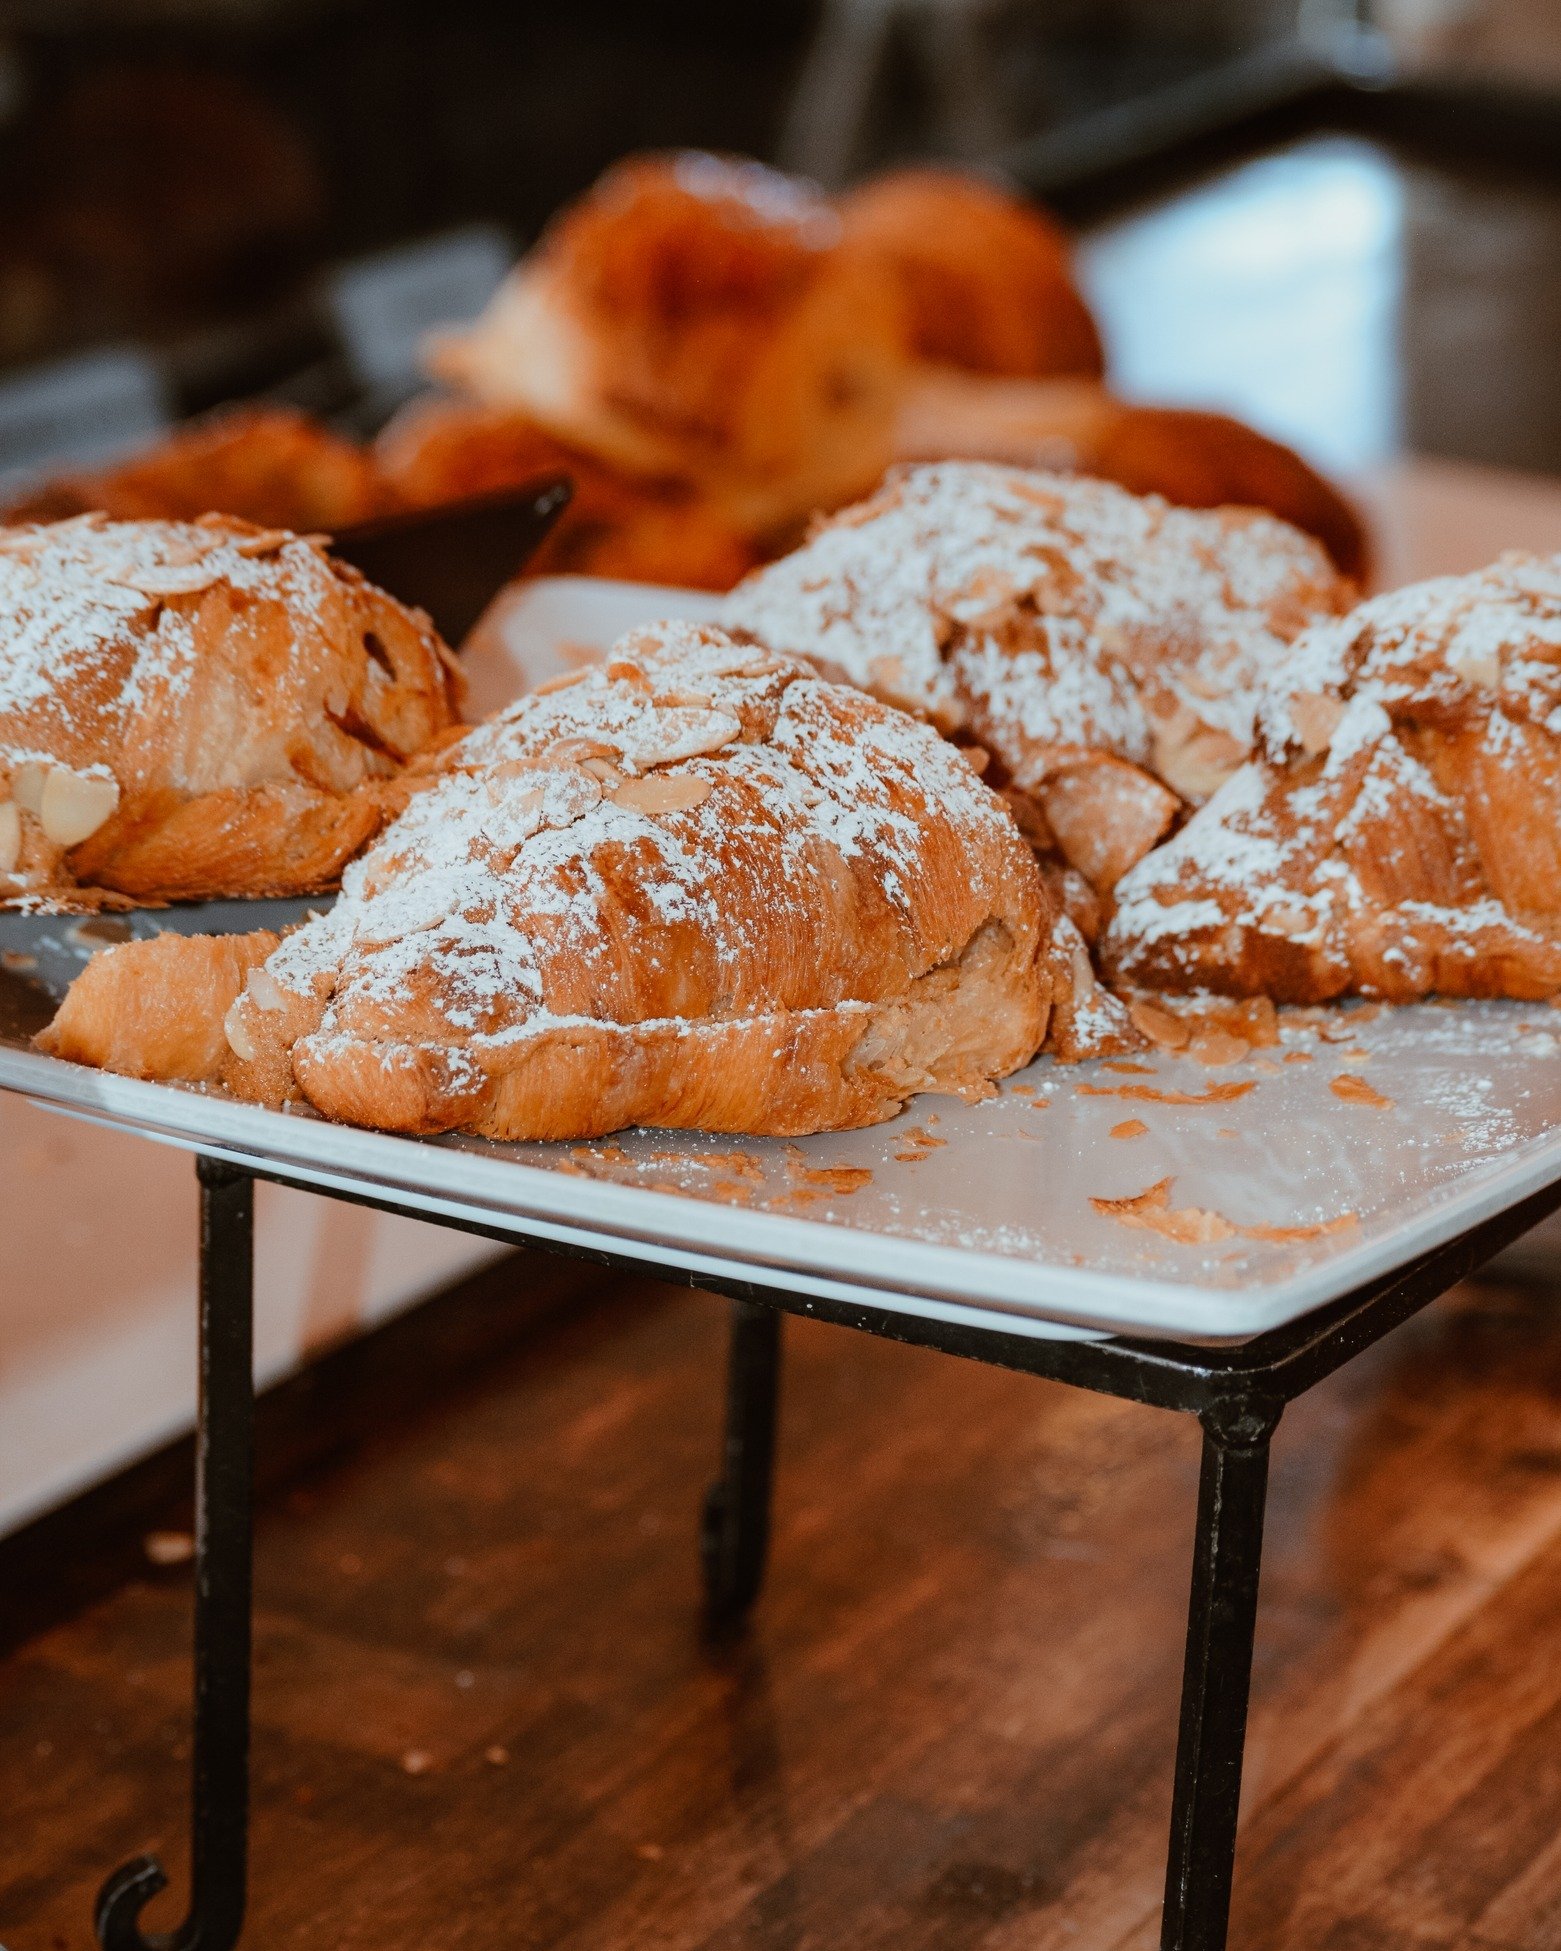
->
[94,1854,172,1951]
[91,1162,255,1951]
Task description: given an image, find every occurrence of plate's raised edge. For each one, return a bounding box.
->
[3,1042,1559,1345]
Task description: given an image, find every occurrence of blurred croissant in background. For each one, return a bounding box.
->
[423,152,910,541]
[4,150,1368,599]
[427,152,1367,582]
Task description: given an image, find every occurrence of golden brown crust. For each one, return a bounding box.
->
[720,462,1351,903]
[425,152,909,535]
[45,622,1059,1138]
[0,514,463,907]
[1103,554,1561,1002]
[1085,401,1369,585]
[374,395,758,591]
[836,167,1104,382]
[3,407,393,534]
[38,929,280,1078]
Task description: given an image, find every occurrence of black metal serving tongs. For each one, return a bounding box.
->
[329,473,571,646]
[0,473,574,1017]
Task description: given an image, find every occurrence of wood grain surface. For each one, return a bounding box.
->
[5,1261,1561,1950]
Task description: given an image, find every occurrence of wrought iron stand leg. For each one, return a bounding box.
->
[701,1299,782,1624]
[1160,1399,1282,1951]
[96,1157,256,1951]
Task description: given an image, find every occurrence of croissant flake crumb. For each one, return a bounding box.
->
[1091,1177,1236,1245]
[1076,1079,1255,1106]
[1092,1175,1357,1246]
[1330,1073,1394,1109]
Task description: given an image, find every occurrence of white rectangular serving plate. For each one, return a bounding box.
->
[4,945,1560,1350]
[5,570,1561,1349]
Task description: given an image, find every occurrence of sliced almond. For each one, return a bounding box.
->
[700,645,787,678]
[581,756,626,791]
[1188,1029,1250,1067]
[0,800,19,873]
[1129,999,1191,1051]
[11,762,45,816]
[867,653,913,704]
[547,735,620,765]
[223,999,257,1063]
[150,537,214,569]
[1449,641,1501,689]
[1260,901,1315,939]
[504,785,546,822]
[1152,721,1248,803]
[606,660,651,689]
[111,563,223,599]
[40,766,120,847]
[245,966,288,1013]
[628,707,742,770]
[231,529,292,558]
[532,666,592,698]
[612,774,714,815]
[653,688,716,710]
[1288,691,1346,756]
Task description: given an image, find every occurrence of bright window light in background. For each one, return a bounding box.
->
[1079,138,1405,479]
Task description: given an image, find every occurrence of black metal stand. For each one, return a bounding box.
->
[95,1159,255,1951]
[86,1157,1561,1951]
[701,1299,782,1626]
[1161,1404,1278,1951]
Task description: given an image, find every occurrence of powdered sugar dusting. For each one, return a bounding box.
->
[1106,553,1561,1001]
[720,462,1346,796]
[1263,551,1561,752]
[0,515,336,757]
[261,619,1042,1057]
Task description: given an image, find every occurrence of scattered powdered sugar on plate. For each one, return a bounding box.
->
[416,998,1561,1296]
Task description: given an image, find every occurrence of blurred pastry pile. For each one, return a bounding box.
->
[3,151,1368,594]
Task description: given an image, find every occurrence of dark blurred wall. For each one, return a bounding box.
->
[0,0,818,370]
